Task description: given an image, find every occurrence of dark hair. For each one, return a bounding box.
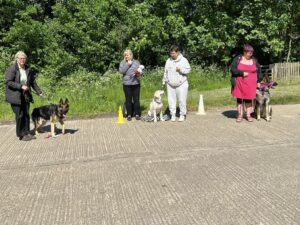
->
[243,44,254,52]
[169,45,180,53]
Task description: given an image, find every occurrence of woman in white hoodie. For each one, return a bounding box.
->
[162,46,191,122]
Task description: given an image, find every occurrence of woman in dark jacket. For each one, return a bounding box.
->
[5,51,42,141]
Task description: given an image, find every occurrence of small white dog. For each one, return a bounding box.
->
[136,65,145,74]
[148,90,164,122]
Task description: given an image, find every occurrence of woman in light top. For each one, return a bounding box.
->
[162,45,191,122]
[119,49,143,121]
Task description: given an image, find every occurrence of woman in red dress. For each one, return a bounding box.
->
[230,44,262,122]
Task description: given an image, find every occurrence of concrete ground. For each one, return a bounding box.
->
[0,104,299,225]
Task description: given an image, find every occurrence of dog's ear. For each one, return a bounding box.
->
[59,98,63,104]
[65,98,69,104]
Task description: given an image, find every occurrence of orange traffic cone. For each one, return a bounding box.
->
[117,105,125,124]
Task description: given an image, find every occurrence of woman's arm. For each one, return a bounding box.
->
[30,72,42,95]
[162,60,168,85]
[230,56,244,77]
[255,60,262,83]
[119,60,131,74]
[5,66,22,90]
[179,58,191,75]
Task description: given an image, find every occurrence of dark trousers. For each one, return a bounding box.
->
[11,98,30,138]
[123,84,141,117]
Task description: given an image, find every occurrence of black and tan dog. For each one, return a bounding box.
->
[32,98,69,137]
[255,73,277,122]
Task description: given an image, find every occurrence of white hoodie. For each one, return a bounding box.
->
[162,54,191,87]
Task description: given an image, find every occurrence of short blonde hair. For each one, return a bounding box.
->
[123,49,133,59]
[15,51,27,60]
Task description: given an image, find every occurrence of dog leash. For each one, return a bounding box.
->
[37,92,52,105]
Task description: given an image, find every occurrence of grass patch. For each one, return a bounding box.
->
[1,67,300,121]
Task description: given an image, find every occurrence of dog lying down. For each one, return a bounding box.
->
[147,90,164,122]
[31,98,69,137]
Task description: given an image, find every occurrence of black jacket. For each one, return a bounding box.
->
[5,63,42,105]
[230,55,262,82]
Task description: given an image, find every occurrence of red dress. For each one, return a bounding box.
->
[232,60,257,100]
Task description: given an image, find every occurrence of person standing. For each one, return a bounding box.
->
[5,51,42,141]
[162,45,191,122]
[230,44,262,122]
[119,49,142,121]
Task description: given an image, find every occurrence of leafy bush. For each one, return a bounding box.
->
[0,48,13,101]
[2,0,299,81]
[188,65,229,91]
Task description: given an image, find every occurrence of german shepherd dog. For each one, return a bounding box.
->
[255,73,277,121]
[32,98,69,137]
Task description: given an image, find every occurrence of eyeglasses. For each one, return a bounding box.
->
[17,57,26,60]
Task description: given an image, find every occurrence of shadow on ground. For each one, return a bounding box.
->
[30,125,79,135]
[222,110,237,119]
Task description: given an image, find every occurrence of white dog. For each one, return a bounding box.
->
[148,90,164,122]
[136,65,145,74]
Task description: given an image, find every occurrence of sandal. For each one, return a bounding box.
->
[236,116,243,122]
[246,116,253,122]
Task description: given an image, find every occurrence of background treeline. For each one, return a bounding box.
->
[1,0,300,77]
[1,0,300,120]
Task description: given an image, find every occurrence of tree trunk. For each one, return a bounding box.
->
[286,37,292,63]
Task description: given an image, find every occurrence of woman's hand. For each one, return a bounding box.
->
[127,60,132,65]
[243,72,248,77]
[22,85,29,91]
[135,70,141,77]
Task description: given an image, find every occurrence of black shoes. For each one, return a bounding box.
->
[19,134,36,141]
[127,115,141,121]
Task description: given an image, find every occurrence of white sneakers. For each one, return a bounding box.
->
[178,115,185,122]
[171,116,176,122]
[171,115,186,122]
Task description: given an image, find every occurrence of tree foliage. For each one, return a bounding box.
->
[0,0,299,78]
